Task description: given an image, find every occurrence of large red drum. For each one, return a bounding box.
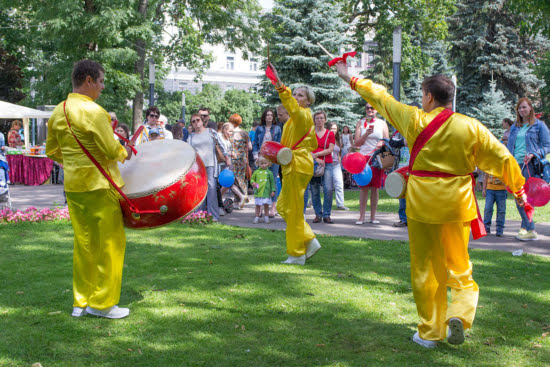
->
[260,141,293,165]
[385,166,409,198]
[118,139,207,229]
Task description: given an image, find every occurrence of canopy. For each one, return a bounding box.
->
[0,100,52,148]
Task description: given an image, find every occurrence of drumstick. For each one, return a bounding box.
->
[130,125,144,145]
[317,42,335,59]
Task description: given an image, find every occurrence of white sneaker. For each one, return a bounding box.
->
[86,305,130,319]
[412,332,437,348]
[306,238,321,259]
[447,318,465,345]
[264,216,270,223]
[281,255,306,265]
[72,307,87,317]
[253,217,259,224]
[219,207,225,216]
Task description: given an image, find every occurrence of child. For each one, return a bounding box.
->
[483,173,507,236]
[250,156,276,224]
[149,127,161,141]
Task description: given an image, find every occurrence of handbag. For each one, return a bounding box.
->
[209,129,226,162]
[377,149,396,170]
[313,131,330,177]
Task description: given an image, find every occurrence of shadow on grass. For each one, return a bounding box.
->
[0,222,548,366]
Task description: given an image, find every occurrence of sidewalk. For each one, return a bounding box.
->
[8,184,550,257]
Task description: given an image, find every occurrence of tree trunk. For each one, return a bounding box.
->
[132,0,149,132]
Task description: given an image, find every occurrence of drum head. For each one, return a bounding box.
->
[118,139,196,198]
[277,147,293,165]
[385,171,406,198]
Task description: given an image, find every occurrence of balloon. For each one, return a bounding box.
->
[342,152,367,174]
[218,169,235,188]
[353,166,372,187]
[525,177,550,207]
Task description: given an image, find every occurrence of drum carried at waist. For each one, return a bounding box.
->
[385,166,409,198]
[118,139,207,229]
[260,141,293,166]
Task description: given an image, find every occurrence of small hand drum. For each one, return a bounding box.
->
[260,141,293,165]
[385,166,409,198]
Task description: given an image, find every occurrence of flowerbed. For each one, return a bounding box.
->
[181,210,213,225]
[0,207,70,224]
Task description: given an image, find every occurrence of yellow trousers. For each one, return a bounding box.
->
[66,189,126,310]
[408,219,479,340]
[277,171,315,256]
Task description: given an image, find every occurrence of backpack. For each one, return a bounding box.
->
[532,153,550,183]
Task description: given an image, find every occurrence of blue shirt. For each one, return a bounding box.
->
[507,119,550,162]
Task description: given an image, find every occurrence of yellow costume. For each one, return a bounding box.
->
[350,78,525,340]
[46,93,128,310]
[276,86,318,256]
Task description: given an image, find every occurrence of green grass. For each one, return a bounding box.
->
[339,189,550,222]
[0,221,549,366]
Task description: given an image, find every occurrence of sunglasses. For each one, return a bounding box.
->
[149,114,159,118]
[200,114,209,118]
[192,118,202,123]
[366,106,375,111]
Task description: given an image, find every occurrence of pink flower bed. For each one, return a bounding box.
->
[181,210,213,225]
[0,206,71,224]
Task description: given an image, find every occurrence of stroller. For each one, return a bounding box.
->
[0,154,11,210]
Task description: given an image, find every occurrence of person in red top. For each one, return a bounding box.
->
[308,111,336,223]
[8,120,23,148]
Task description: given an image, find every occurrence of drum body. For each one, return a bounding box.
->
[260,141,293,166]
[385,166,409,198]
[118,139,207,229]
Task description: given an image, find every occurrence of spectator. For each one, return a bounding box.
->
[229,113,251,209]
[173,119,189,141]
[502,118,513,146]
[389,130,410,227]
[158,115,173,139]
[253,108,282,216]
[188,113,230,222]
[307,111,336,223]
[507,97,550,241]
[248,121,259,171]
[249,120,259,147]
[8,120,23,148]
[483,173,507,236]
[328,122,348,210]
[341,125,354,156]
[135,106,165,145]
[148,127,161,141]
[250,156,276,224]
[276,104,290,127]
[0,130,6,155]
[199,107,217,130]
[115,123,131,146]
[354,102,389,224]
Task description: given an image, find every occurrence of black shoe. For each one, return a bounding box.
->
[323,217,334,224]
[393,221,407,227]
[312,216,322,223]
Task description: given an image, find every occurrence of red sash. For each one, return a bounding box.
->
[408,108,486,240]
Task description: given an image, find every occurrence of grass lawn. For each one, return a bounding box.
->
[1,221,549,366]
[339,189,550,222]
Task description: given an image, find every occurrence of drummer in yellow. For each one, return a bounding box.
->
[333,62,526,347]
[268,63,321,265]
[46,60,133,319]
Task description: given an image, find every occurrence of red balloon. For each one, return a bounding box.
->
[342,152,367,174]
[525,177,550,207]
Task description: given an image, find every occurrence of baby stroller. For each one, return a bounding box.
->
[0,154,11,210]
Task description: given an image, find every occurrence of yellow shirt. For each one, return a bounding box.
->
[46,93,128,192]
[486,175,506,191]
[278,86,318,175]
[353,79,524,223]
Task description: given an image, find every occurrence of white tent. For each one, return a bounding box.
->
[0,100,52,148]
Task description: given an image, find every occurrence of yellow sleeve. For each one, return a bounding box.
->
[45,117,63,164]
[351,78,422,141]
[88,109,128,162]
[277,85,313,138]
[473,120,525,193]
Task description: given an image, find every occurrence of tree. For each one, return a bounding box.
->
[0,48,25,103]
[0,0,262,130]
[471,74,514,139]
[448,0,549,116]
[260,0,361,126]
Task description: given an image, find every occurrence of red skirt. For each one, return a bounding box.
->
[360,155,383,188]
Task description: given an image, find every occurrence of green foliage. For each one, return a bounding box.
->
[0,0,262,125]
[535,52,550,120]
[0,47,25,103]
[471,75,514,138]
[448,0,549,116]
[260,0,361,127]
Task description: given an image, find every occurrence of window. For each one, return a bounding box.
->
[226,56,235,70]
[249,57,258,71]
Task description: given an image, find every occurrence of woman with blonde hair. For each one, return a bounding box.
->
[8,120,23,148]
[506,97,550,241]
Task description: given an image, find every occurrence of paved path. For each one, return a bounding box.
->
[7,184,550,257]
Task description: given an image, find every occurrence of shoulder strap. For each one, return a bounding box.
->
[291,126,314,150]
[408,109,454,170]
